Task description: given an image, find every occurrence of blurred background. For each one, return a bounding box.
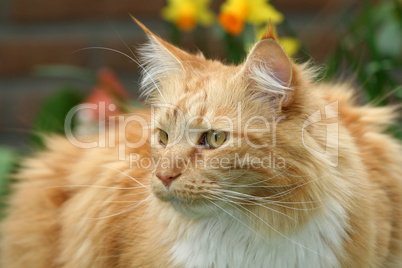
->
[0,0,401,211]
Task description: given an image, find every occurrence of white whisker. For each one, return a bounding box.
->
[73,46,167,103]
[99,165,150,189]
[86,194,152,221]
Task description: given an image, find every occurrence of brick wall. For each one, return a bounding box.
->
[0,0,352,149]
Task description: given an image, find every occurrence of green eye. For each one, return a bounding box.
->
[159,130,169,146]
[204,130,227,148]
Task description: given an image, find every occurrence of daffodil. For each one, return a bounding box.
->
[162,0,214,31]
[219,0,283,35]
[255,25,300,57]
[278,37,300,58]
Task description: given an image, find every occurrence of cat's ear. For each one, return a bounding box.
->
[241,24,294,110]
[132,16,188,99]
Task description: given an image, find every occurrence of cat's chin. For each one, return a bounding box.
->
[154,192,218,218]
[168,197,218,219]
[152,190,217,219]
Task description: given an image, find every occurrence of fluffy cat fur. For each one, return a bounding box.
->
[1,19,402,268]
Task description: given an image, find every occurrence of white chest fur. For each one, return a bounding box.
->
[169,200,348,268]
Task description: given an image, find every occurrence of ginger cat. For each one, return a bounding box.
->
[1,19,402,268]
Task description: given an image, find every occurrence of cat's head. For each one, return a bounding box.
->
[134,18,323,221]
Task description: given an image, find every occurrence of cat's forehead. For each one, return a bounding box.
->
[181,61,238,91]
[174,72,238,109]
[184,74,213,92]
[151,62,244,132]
[154,81,238,132]
[156,90,209,127]
[162,69,231,103]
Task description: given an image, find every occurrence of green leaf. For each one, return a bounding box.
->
[30,88,84,148]
[224,33,247,65]
[0,147,17,219]
[167,23,181,46]
[376,18,402,58]
[394,86,402,99]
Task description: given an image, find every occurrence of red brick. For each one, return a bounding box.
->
[0,38,89,76]
[12,0,164,23]
[103,38,146,73]
[103,32,228,73]
[275,0,341,12]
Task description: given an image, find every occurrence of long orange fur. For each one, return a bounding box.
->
[1,20,402,268]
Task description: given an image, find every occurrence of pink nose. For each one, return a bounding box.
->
[156,171,181,187]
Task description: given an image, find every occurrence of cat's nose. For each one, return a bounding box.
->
[156,171,181,187]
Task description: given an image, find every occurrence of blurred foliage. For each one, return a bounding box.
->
[30,88,83,148]
[324,1,402,103]
[323,0,402,137]
[0,147,17,219]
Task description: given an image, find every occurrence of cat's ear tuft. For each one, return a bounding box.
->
[260,21,277,41]
[242,32,293,109]
[132,16,186,99]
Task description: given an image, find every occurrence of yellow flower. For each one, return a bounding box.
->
[255,25,300,57]
[219,12,247,36]
[247,0,283,25]
[278,37,300,58]
[162,0,214,31]
[219,0,283,35]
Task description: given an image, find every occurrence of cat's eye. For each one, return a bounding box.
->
[203,130,227,148]
[159,130,169,146]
